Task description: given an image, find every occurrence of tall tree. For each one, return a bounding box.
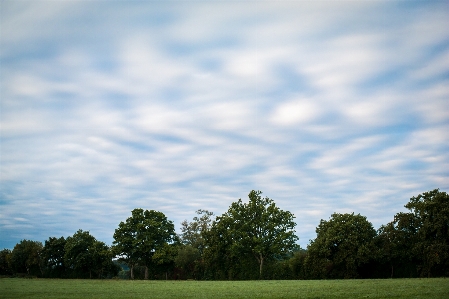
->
[180,209,214,255]
[205,190,298,279]
[113,208,176,279]
[64,230,96,278]
[379,189,449,277]
[153,243,179,280]
[64,229,114,278]
[41,236,66,278]
[9,240,43,276]
[307,213,376,279]
[407,189,449,277]
[175,245,201,279]
[178,209,214,279]
[112,214,140,280]
[0,249,12,275]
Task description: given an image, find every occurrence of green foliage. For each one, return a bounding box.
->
[377,189,449,277]
[9,240,43,276]
[3,189,448,280]
[1,278,449,299]
[0,248,13,275]
[180,209,214,255]
[112,208,176,279]
[177,209,214,279]
[306,213,376,279]
[64,230,116,278]
[204,190,298,279]
[152,243,179,279]
[175,245,201,279]
[41,236,66,278]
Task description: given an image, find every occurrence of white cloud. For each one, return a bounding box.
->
[1,1,448,249]
[271,98,320,126]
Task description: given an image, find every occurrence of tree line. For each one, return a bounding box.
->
[1,189,447,279]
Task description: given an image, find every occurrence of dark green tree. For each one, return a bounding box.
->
[10,240,43,276]
[177,209,214,279]
[180,210,214,255]
[203,212,239,279]
[306,213,376,279]
[112,209,176,280]
[175,245,201,279]
[0,249,12,275]
[64,230,114,278]
[64,230,96,278]
[41,236,66,278]
[407,189,449,277]
[379,189,449,277]
[376,217,419,278]
[112,214,140,280]
[205,190,298,279]
[153,242,179,280]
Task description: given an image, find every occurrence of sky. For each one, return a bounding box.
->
[1,1,448,250]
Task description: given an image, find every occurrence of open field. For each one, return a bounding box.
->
[0,278,448,299]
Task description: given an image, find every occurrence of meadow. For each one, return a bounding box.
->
[0,278,448,299]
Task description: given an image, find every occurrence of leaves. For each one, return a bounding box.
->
[307,213,376,279]
[112,208,176,279]
[204,190,298,278]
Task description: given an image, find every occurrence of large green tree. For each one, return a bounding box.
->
[153,242,179,280]
[64,230,115,278]
[407,189,449,277]
[306,213,376,279]
[41,236,67,278]
[177,209,214,279]
[378,189,449,277]
[112,208,176,279]
[205,190,298,279]
[9,240,43,276]
[0,249,12,275]
[180,209,214,255]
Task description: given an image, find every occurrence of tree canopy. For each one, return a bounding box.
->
[112,208,176,279]
[306,213,376,279]
[2,189,448,280]
[205,190,298,278]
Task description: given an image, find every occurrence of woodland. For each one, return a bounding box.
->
[1,189,448,280]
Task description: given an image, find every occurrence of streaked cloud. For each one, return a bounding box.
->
[1,1,448,249]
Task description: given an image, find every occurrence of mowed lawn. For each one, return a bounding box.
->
[0,278,448,299]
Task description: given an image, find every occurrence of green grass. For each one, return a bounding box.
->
[0,278,448,299]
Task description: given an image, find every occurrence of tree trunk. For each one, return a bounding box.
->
[391,265,394,278]
[259,253,264,279]
[145,266,149,280]
[130,264,134,280]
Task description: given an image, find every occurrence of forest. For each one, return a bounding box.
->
[0,189,448,280]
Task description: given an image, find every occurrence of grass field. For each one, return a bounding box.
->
[0,278,448,299]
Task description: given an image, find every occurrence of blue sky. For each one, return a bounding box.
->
[1,1,448,250]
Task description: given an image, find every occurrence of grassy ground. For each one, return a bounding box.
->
[0,278,448,299]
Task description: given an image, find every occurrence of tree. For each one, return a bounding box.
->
[180,210,214,255]
[153,243,179,280]
[306,213,376,279]
[0,249,12,275]
[205,190,298,279]
[41,236,66,278]
[112,215,140,280]
[175,245,201,278]
[379,189,449,277]
[376,215,419,278]
[407,189,449,277]
[112,208,176,279]
[178,209,214,279]
[64,229,114,278]
[9,240,43,276]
